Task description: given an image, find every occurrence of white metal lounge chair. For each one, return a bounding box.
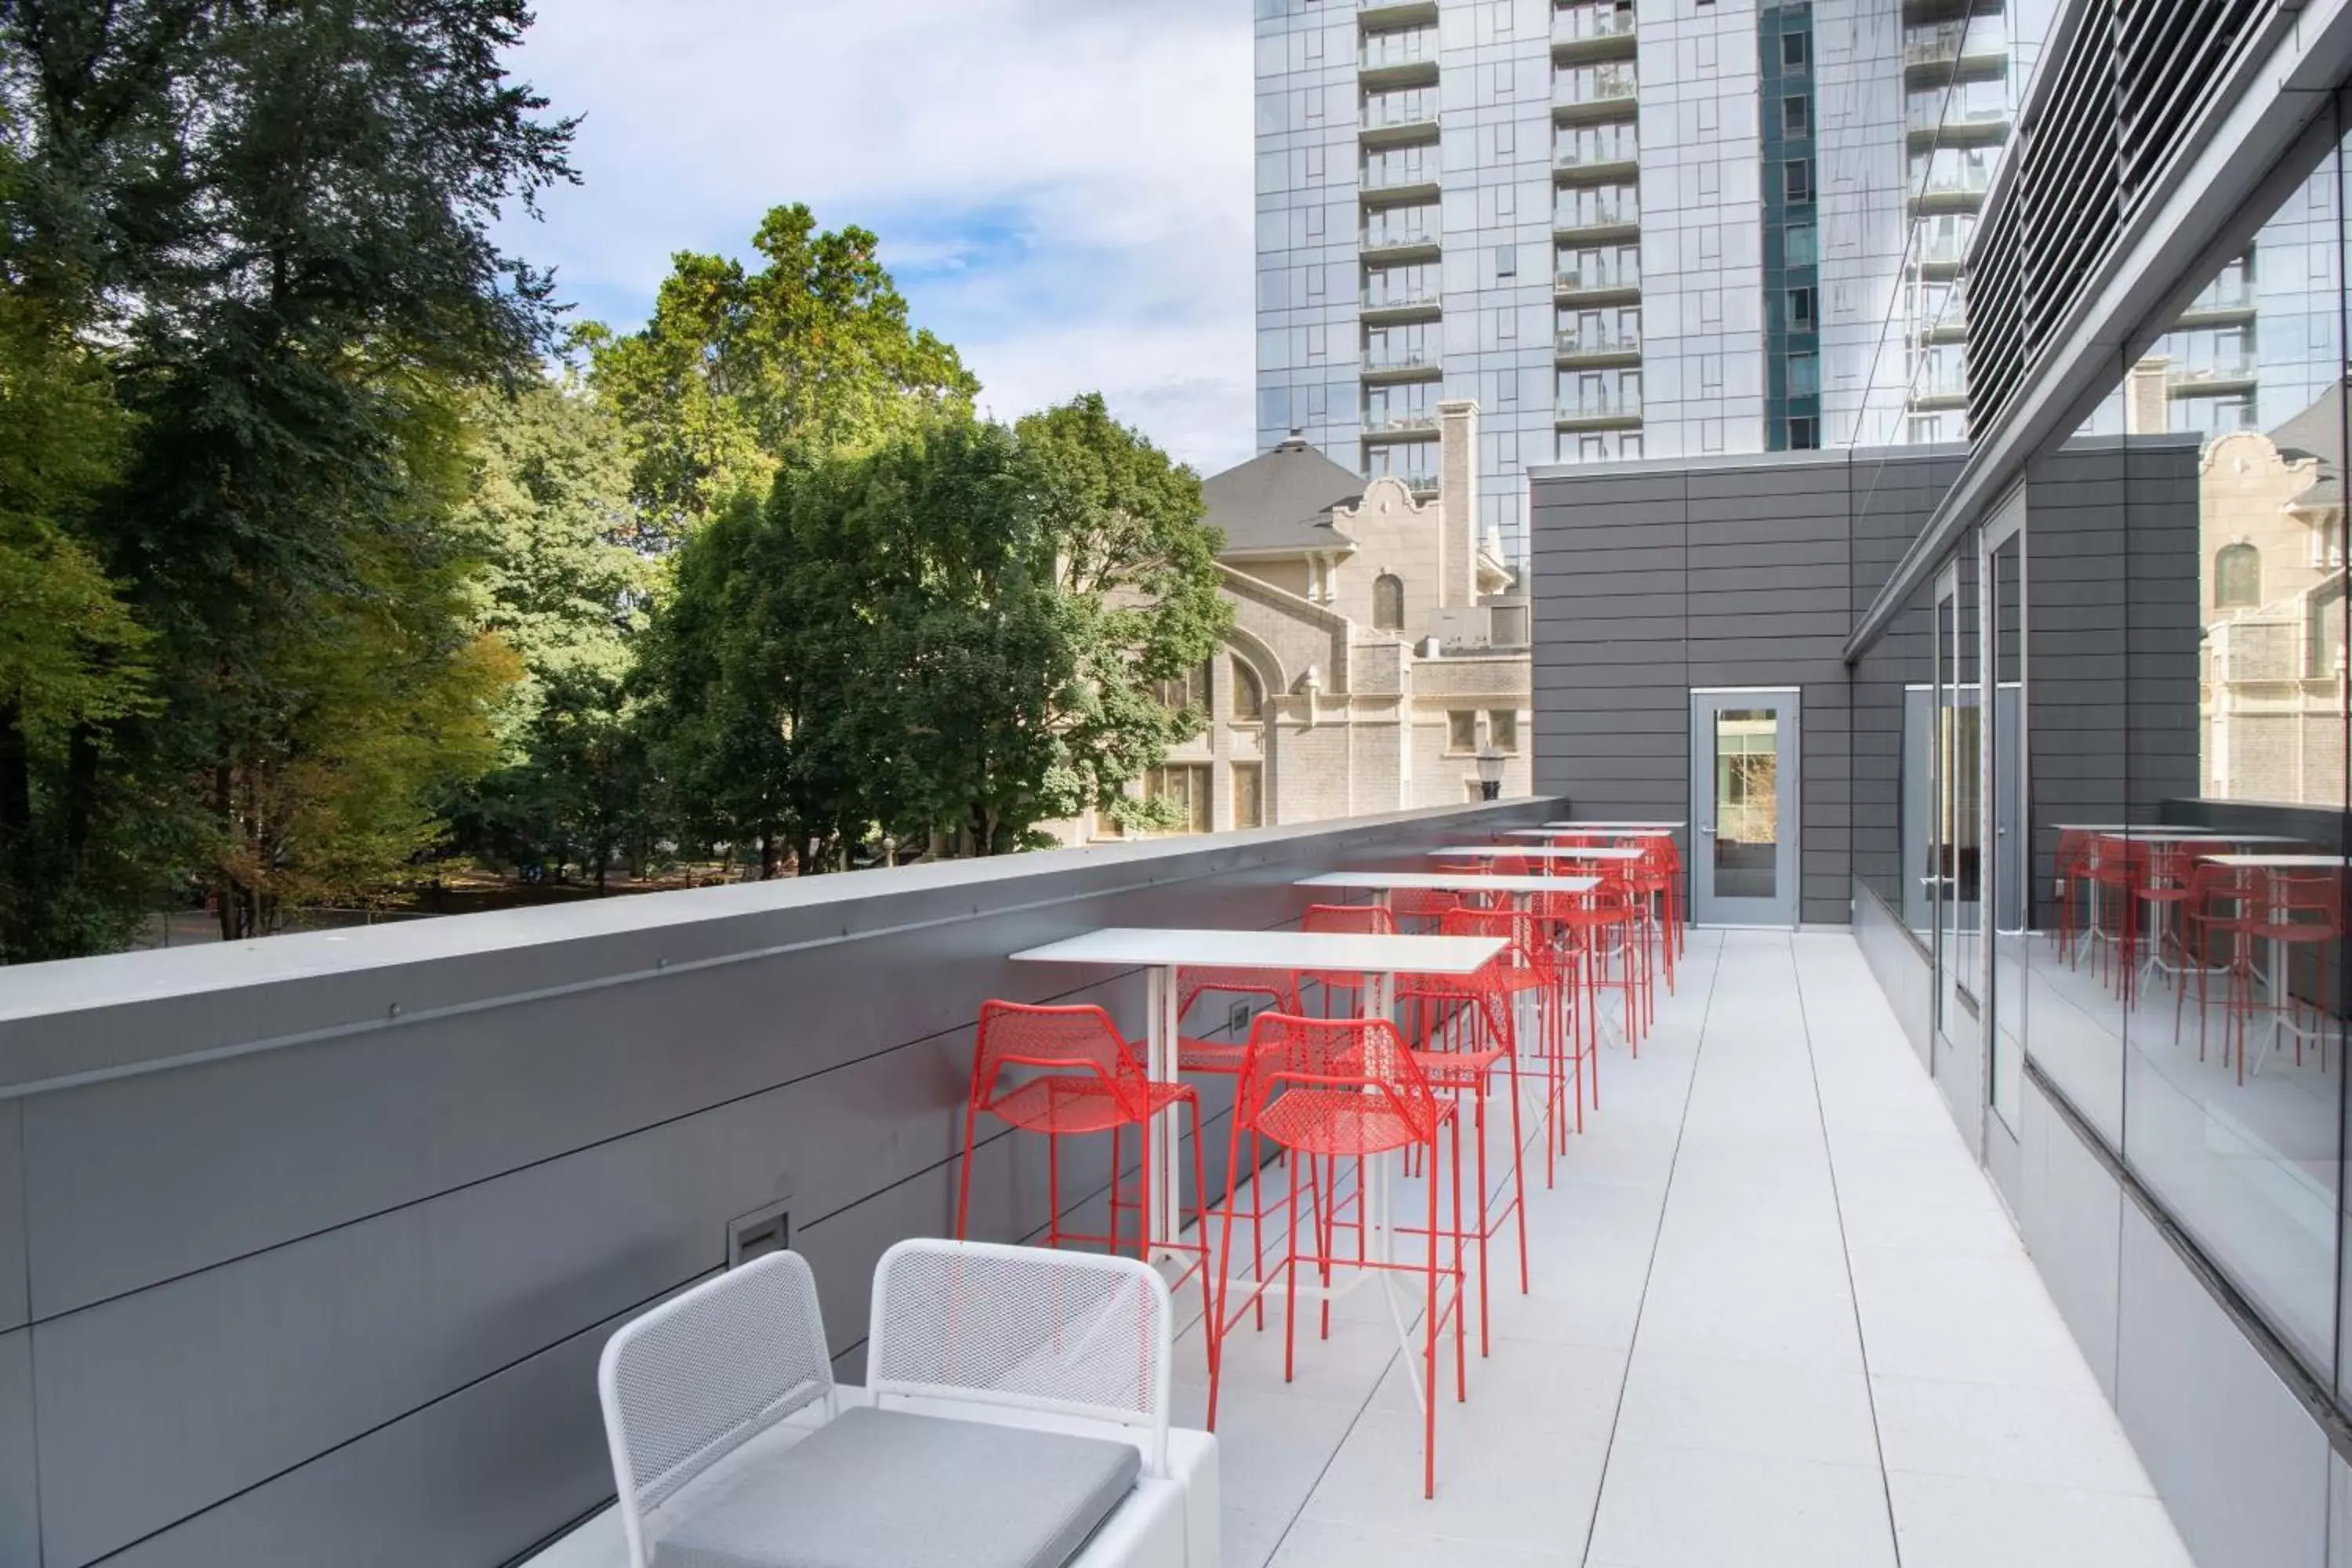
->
[587,1240,1218,1568]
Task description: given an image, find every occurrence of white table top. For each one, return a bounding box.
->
[1297,872,1601,895]
[2200,855,2347,869]
[1009,927,1508,975]
[1504,826,1678,839]
[1538,821,1685,831]
[1439,844,1645,862]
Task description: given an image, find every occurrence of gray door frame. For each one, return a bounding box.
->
[1689,687,1802,928]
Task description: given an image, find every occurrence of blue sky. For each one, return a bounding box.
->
[495,0,1259,477]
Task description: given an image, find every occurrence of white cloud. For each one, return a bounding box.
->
[499,0,1259,476]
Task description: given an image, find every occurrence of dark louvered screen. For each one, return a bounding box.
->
[1964,0,2279,437]
[2117,0,2270,205]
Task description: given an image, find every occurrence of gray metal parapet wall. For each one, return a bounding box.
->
[0,797,1556,1568]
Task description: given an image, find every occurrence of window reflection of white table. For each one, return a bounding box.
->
[1540,820,1686,830]
[1504,827,1678,842]
[1435,844,1646,862]
[2189,855,2347,1074]
[1007,927,1505,1263]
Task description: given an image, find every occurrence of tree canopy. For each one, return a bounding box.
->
[0,6,1240,961]
[642,395,1230,865]
[586,205,979,545]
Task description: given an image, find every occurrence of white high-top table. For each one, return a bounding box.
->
[1297,870,1599,898]
[1541,820,1686,829]
[1007,927,1505,1265]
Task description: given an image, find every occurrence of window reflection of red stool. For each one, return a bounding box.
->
[2132,840,2201,998]
[2248,871,2344,1077]
[953,1000,1215,1359]
[1207,1012,1465,1499]
[2178,861,2263,1073]
[2054,829,2092,966]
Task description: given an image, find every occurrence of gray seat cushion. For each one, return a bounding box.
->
[657,1405,1142,1568]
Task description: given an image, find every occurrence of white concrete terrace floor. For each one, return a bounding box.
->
[1174,927,2197,1568]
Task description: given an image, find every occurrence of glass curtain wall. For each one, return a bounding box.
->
[1857,101,2352,1391]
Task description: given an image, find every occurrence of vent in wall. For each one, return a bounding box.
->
[728,1200,791,1268]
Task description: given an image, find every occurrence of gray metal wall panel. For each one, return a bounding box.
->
[2116,1201,2329,1568]
[0,1328,35,1568]
[92,1284,678,1568]
[0,1100,23,1334]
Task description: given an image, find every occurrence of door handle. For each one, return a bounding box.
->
[1698,825,1717,836]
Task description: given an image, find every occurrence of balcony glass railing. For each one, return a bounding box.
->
[2171,357,2259,383]
[1555,202,1637,229]
[1363,221,1439,249]
[1363,345,1438,372]
[1361,92,1439,131]
[1363,286,1440,311]
[1363,158,1439,192]
[1556,325,1641,355]
[2187,274,2256,312]
[1557,65,1638,104]
[1363,408,1440,434]
[1907,89,2010,133]
[1558,390,1642,419]
[1902,18,2007,67]
[1913,157,1995,197]
[1555,136,1639,169]
[1554,3,1636,44]
[1360,29,1439,69]
[1556,264,1639,292]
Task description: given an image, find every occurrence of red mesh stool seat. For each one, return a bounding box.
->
[1207,1013,1466,1498]
[954,1000,1214,1363]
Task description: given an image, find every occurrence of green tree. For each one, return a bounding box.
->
[0,266,156,959]
[644,395,1230,866]
[445,376,657,886]
[0,0,577,948]
[586,205,979,545]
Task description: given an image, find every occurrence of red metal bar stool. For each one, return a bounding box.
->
[1299,902,1396,1014]
[953,1000,1215,1350]
[1628,837,1676,1014]
[1207,1012,1466,1499]
[1530,886,1597,1136]
[1406,920,1535,1352]
[1178,967,1301,1329]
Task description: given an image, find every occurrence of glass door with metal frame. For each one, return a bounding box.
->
[1690,688,1800,927]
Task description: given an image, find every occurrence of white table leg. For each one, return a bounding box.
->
[1145,964,1182,1262]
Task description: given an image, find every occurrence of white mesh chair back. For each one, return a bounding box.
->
[597,1251,837,1568]
[866,1238,1174,1476]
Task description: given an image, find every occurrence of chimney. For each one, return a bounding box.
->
[2124,356,2170,436]
[1437,399,1480,610]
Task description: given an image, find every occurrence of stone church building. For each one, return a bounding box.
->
[1062,400,1532,841]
